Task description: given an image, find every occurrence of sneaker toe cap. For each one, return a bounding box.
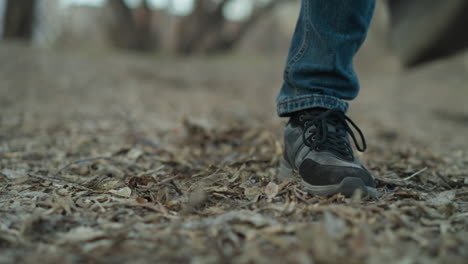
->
[299,159,376,187]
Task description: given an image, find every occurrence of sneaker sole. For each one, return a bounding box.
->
[278,160,379,198]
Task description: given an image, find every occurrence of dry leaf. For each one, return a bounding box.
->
[127,148,143,160]
[58,227,105,244]
[1,169,28,184]
[427,190,456,207]
[244,187,261,202]
[264,182,279,201]
[109,187,132,198]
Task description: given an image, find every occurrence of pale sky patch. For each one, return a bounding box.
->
[59,0,253,20]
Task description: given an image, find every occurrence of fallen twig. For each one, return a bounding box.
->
[28,173,64,183]
[54,156,116,177]
[435,172,454,189]
[28,173,104,193]
[403,167,428,181]
[54,156,143,177]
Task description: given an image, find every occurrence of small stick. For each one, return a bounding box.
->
[154,175,181,186]
[403,167,428,181]
[54,156,115,177]
[169,180,182,195]
[28,173,103,193]
[293,188,312,205]
[28,173,64,183]
[54,156,144,177]
[435,172,453,189]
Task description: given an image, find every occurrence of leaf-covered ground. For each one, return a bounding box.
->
[1,43,468,263]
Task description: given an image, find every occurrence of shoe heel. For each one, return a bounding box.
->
[277,159,294,181]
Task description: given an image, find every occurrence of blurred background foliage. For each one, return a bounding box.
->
[0,0,299,55]
[1,0,468,67]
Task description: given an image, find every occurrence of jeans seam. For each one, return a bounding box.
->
[284,0,310,90]
[278,95,342,105]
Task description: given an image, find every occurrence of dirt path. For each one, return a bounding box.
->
[1,43,467,263]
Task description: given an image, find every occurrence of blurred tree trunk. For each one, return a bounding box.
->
[388,0,468,67]
[106,0,291,54]
[3,0,37,40]
[175,0,291,55]
[107,0,156,51]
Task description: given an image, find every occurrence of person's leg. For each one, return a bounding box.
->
[277,0,375,116]
[278,0,378,197]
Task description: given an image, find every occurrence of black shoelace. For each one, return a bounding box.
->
[299,109,367,159]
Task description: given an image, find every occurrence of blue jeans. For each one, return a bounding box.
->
[277,0,376,116]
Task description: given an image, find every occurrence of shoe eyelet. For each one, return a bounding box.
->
[299,115,304,122]
[315,146,320,151]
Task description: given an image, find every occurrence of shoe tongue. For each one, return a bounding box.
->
[299,108,344,134]
[327,124,337,133]
[304,107,327,115]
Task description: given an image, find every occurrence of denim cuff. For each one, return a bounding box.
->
[277,94,349,117]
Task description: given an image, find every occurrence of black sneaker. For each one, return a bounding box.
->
[278,108,378,197]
